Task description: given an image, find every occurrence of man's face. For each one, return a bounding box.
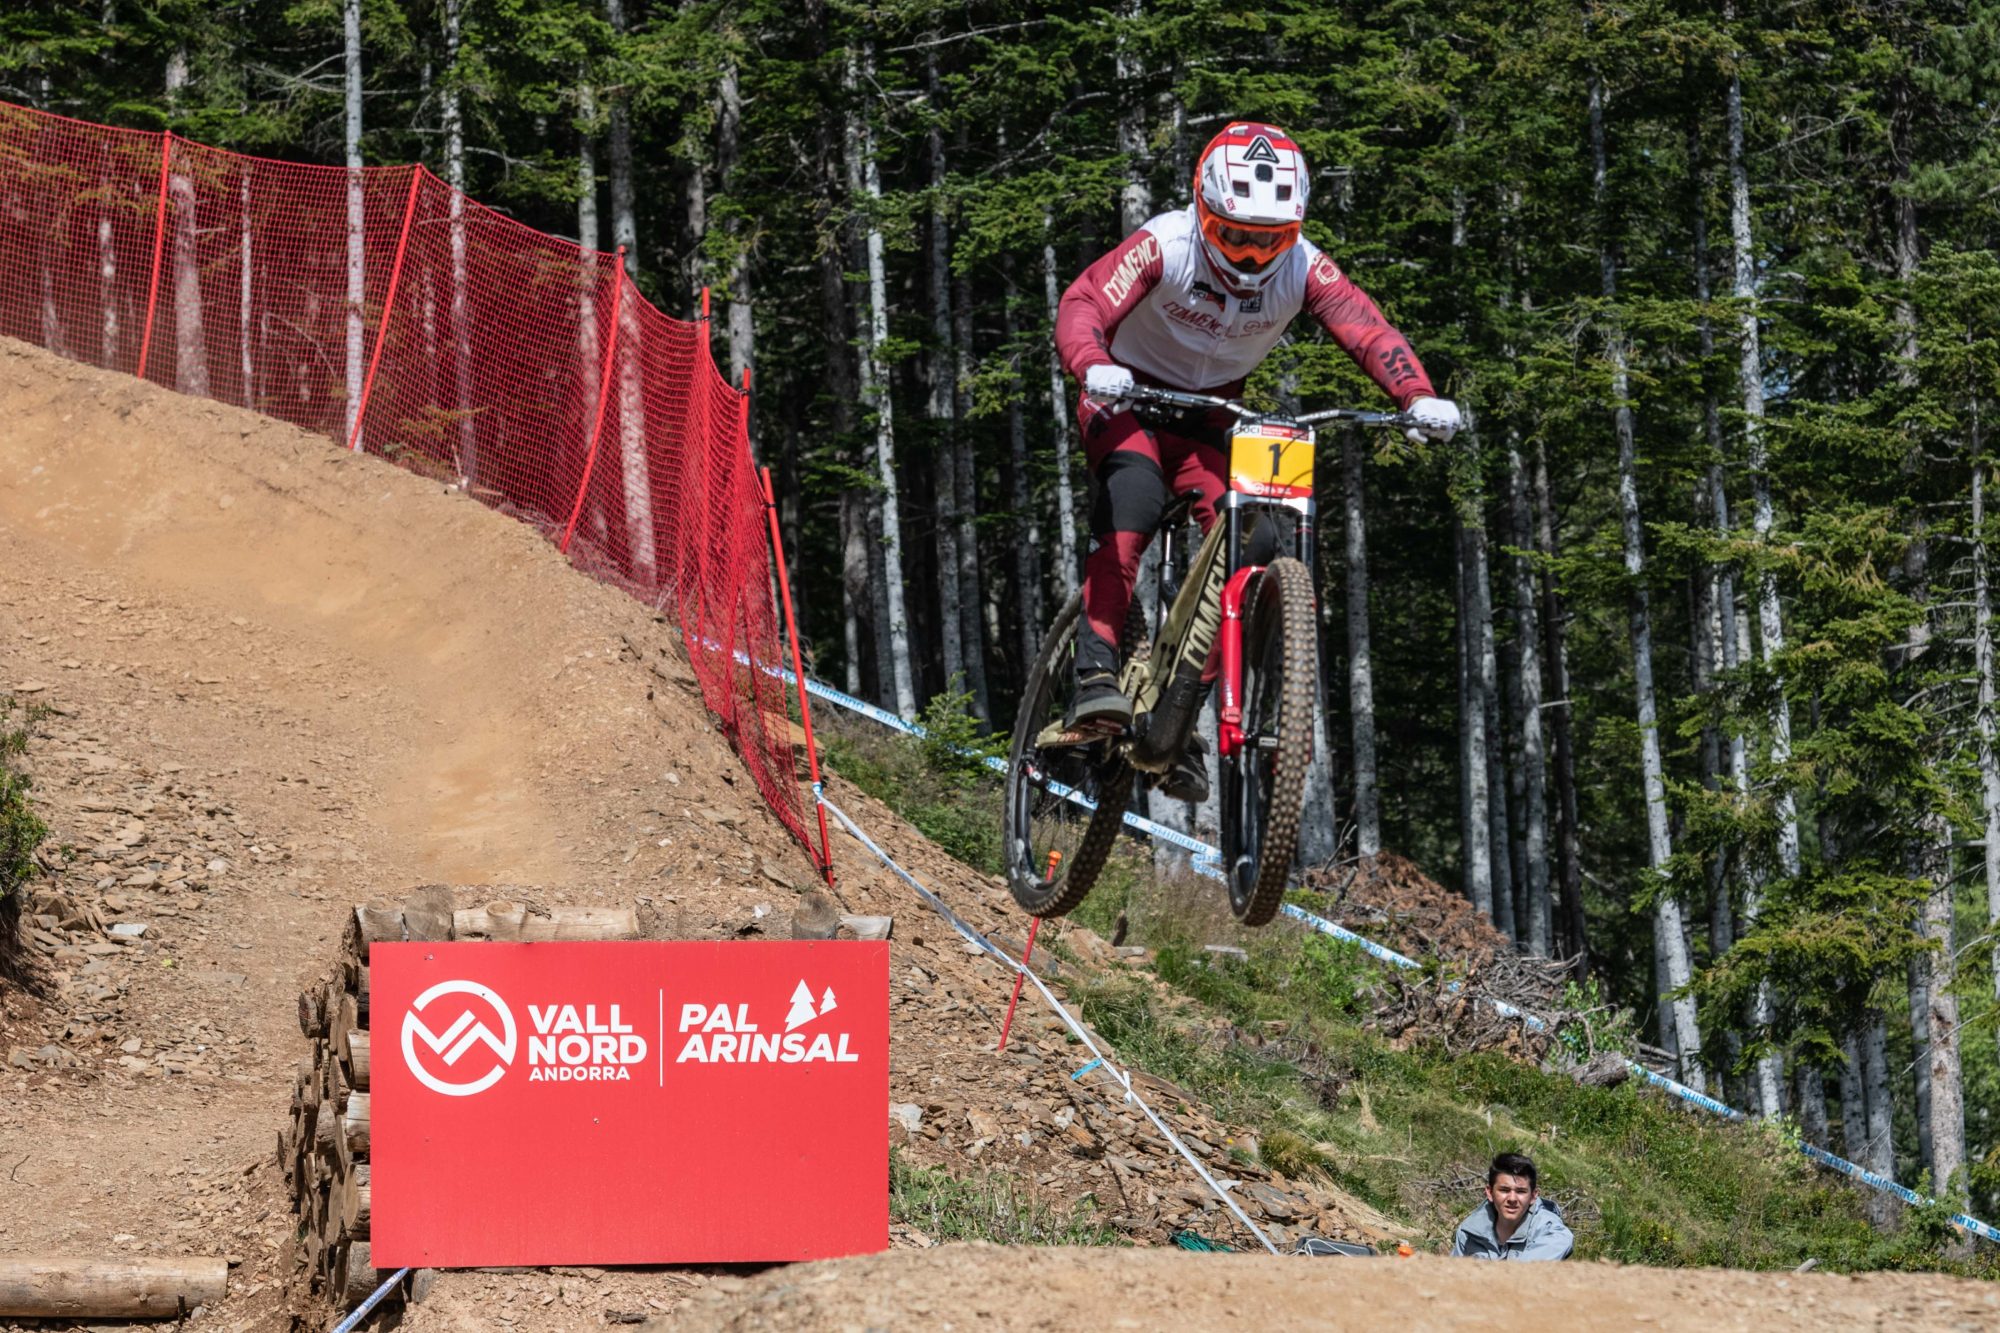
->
[1486,1172,1535,1223]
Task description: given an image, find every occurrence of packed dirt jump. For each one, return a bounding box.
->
[3,334,1998,1329]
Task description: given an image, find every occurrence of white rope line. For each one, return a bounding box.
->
[816,788,1281,1255]
[328,1268,412,1332]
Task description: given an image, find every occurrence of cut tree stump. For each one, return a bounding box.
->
[346,1030,370,1089]
[287,886,639,1317]
[0,1257,228,1318]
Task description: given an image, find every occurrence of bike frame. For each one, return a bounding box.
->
[1110,387,1410,775]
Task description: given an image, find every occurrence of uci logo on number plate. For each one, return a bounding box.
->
[1230,424,1314,499]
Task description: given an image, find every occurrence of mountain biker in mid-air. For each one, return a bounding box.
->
[1055,120,1461,804]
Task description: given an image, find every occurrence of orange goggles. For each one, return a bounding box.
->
[1199,213,1300,273]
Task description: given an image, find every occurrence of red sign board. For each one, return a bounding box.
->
[370,940,888,1266]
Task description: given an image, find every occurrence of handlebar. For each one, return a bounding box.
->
[1124,384,1419,431]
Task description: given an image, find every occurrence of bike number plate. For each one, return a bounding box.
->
[1229,422,1314,499]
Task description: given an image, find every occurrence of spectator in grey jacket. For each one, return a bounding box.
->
[1451,1153,1574,1261]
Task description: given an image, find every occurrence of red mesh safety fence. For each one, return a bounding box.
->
[0,101,815,866]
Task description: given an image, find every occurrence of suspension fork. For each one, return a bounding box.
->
[1216,565,1264,758]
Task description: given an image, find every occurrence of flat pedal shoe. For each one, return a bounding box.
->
[1066,671,1133,732]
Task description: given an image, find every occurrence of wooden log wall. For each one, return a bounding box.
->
[282,888,639,1315]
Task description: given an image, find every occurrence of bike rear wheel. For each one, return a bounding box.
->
[1220,557,1316,925]
[1003,593,1132,918]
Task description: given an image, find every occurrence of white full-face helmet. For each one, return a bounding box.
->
[1193,121,1310,292]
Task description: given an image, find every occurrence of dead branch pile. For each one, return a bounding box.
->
[1298,853,1509,967]
[1371,952,1575,1061]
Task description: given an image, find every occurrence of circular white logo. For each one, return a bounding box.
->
[401,979,517,1097]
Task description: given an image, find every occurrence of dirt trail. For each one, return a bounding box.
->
[663,1245,2000,1331]
[1,334,1992,1332]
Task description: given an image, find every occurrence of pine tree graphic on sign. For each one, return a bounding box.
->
[785,980,818,1031]
[819,986,838,1018]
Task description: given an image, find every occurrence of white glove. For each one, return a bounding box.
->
[1405,396,1462,444]
[1084,363,1136,410]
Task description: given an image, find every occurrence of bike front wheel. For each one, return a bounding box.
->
[1002,593,1132,918]
[1220,557,1316,925]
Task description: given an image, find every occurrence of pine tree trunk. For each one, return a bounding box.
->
[1730,72,1800,885]
[1344,431,1381,858]
[846,45,915,717]
[603,0,637,275]
[99,216,119,367]
[615,274,654,584]
[575,88,605,545]
[1455,516,1494,920]
[1690,174,1732,968]
[342,3,364,444]
[440,0,474,482]
[238,176,252,405]
[1862,1016,1899,1226]
[1297,694,1339,867]
[1534,443,1587,967]
[1727,70,1796,1118]
[678,0,705,291]
[1116,0,1150,236]
[1839,1034,1866,1162]
[950,224,989,721]
[925,49,964,699]
[817,115,868,695]
[1044,219,1079,602]
[717,56,753,385]
[841,488,868,697]
[164,49,209,399]
[1508,441,1551,954]
[1193,701,1221,852]
[1976,439,2000,1162]
[1903,952,1932,1170]
[1886,93,1961,1226]
[1914,698,1965,1214]
[1795,1065,1830,1151]
[1003,258,1046,667]
[1502,605,1529,931]
[1596,76,1701,1086]
[1474,511,1515,941]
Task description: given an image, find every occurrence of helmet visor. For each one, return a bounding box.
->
[1201,214,1300,273]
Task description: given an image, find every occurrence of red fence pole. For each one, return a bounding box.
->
[762,464,835,885]
[347,167,424,453]
[135,131,173,382]
[560,247,627,554]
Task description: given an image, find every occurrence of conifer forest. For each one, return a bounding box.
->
[8,0,2000,1223]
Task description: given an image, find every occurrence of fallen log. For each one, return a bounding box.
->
[0,1257,228,1318]
[452,901,639,941]
[346,1029,370,1090]
[343,1091,370,1158]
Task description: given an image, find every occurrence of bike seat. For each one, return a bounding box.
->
[1157,488,1204,534]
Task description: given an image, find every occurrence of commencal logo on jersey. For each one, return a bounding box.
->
[1103,234,1161,307]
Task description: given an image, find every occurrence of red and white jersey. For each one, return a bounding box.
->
[1055,205,1435,407]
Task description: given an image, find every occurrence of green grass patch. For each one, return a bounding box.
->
[1076,923,1996,1275]
[1,696,48,908]
[890,1151,1122,1246]
[821,689,1005,875]
[814,687,1992,1274]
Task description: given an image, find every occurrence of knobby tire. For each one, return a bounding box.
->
[1223,557,1316,926]
[1003,593,1132,918]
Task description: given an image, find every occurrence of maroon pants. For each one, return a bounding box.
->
[1076,397,1229,670]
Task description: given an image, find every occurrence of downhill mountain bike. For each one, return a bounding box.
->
[1002,386,1419,927]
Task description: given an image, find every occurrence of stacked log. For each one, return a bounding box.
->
[282,887,639,1316]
